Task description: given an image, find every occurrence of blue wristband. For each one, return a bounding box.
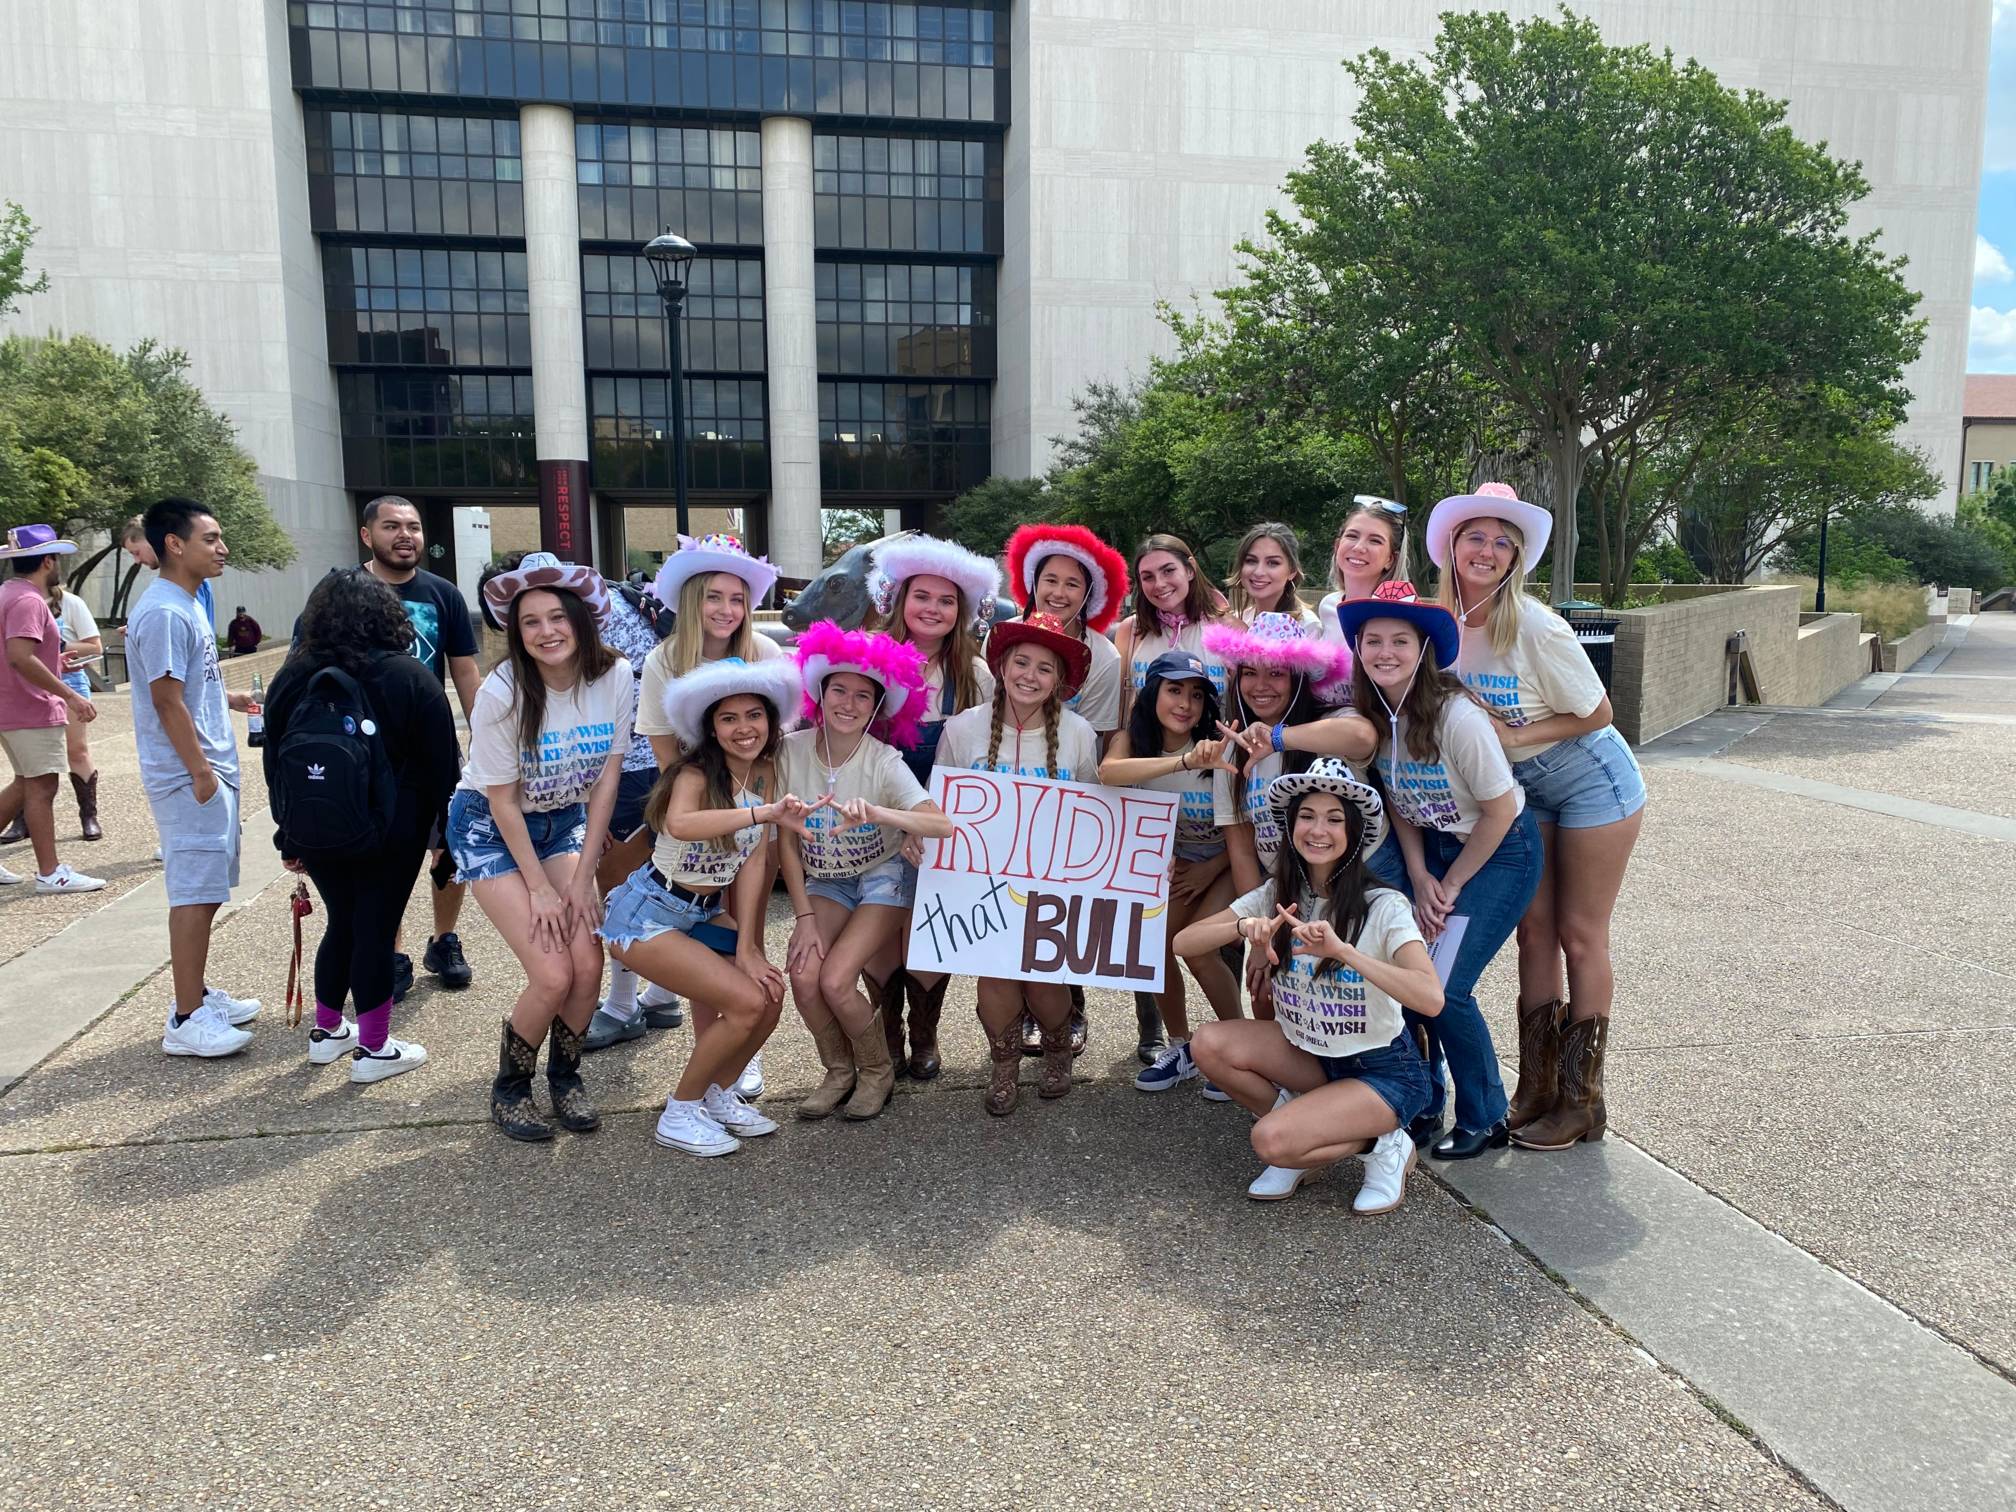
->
[1270,722,1286,754]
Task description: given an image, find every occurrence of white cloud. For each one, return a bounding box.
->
[1972,304,2016,372]
[1978,235,2014,282]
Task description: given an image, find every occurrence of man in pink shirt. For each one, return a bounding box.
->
[0,524,105,893]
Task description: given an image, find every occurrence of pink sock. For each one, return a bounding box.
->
[315,1000,344,1032]
[357,1000,392,1052]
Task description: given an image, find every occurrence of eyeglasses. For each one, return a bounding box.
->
[1352,495,1408,522]
[1456,530,1517,555]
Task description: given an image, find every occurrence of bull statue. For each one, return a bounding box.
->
[781,529,917,632]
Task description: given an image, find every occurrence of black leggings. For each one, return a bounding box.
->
[305,843,428,1013]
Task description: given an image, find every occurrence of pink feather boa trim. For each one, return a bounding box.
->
[792,620,931,750]
[1201,620,1348,681]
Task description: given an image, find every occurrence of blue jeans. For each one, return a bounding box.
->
[1382,808,1543,1131]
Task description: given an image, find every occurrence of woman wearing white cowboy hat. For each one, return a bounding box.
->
[1179,758,1443,1211]
[449,552,630,1142]
[601,654,809,1157]
[1426,483,1646,1153]
[1337,588,1539,1161]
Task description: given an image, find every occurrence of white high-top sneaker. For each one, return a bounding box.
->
[734,1051,765,1099]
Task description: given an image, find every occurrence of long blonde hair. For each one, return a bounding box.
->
[1224,522,1308,620]
[1434,516,1527,656]
[662,571,760,677]
[1330,502,1412,594]
[883,581,984,713]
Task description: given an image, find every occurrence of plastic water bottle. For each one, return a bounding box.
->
[246,672,266,747]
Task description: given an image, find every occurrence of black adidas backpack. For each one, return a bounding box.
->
[272,665,396,858]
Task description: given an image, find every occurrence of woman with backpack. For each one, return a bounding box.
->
[262,569,460,1081]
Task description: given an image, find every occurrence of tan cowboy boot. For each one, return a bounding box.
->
[842,1009,896,1120]
[797,1015,856,1120]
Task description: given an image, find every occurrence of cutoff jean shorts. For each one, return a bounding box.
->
[804,851,913,910]
[598,863,725,951]
[1513,727,1646,829]
[446,788,586,883]
[1312,1030,1433,1125]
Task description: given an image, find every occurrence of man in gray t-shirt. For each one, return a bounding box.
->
[127,498,263,1060]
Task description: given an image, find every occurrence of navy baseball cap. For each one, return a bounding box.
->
[1143,649,1213,686]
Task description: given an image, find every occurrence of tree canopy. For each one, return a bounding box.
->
[0,201,48,317]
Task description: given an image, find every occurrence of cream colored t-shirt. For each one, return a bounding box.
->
[777,728,931,878]
[459,658,633,812]
[634,633,784,740]
[1374,696,1523,838]
[1069,629,1123,733]
[1454,596,1605,763]
[1126,620,1228,697]
[1136,749,1224,857]
[933,703,1102,782]
[914,652,994,729]
[652,784,768,891]
[1230,884,1422,1058]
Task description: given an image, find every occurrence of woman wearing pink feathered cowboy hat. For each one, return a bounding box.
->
[777,622,955,1116]
[1427,482,1646,1153]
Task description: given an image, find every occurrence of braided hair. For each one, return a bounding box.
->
[984,666,1067,774]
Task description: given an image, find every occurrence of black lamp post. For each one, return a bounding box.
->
[1815,501,1830,612]
[643,229,698,538]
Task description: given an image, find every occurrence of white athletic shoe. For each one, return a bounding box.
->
[653,1097,741,1157]
[702,1083,779,1137]
[34,863,106,894]
[162,1002,253,1059]
[1246,1164,1311,1201]
[734,1051,765,1099]
[307,1020,358,1065]
[0,862,23,885]
[350,1036,428,1084]
[203,985,261,1026]
[1353,1126,1418,1216]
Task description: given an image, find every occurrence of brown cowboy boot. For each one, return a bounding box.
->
[1512,1015,1609,1150]
[797,1015,856,1120]
[1506,997,1565,1132]
[545,1017,601,1133]
[903,973,947,1081]
[1036,1015,1074,1100]
[874,973,910,1079]
[71,771,103,841]
[983,1015,1022,1117]
[491,1020,553,1142]
[842,1009,896,1120]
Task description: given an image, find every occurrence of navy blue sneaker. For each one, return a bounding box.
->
[1133,1041,1198,1093]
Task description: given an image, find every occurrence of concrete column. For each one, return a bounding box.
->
[759,115,823,579]
[519,103,592,562]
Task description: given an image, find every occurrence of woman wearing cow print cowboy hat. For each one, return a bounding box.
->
[1427,483,1646,1151]
[1178,758,1443,1212]
[451,553,632,1142]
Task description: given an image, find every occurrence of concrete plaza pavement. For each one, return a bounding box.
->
[3,619,2015,1508]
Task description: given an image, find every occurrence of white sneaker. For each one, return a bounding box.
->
[703,1083,780,1137]
[350,1036,428,1084]
[653,1097,742,1157]
[734,1051,765,1099]
[308,1020,358,1065]
[0,862,22,885]
[35,863,106,894]
[162,1002,252,1059]
[1353,1126,1419,1216]
[203,985,261,1026]
[1247,1164,1311,1201]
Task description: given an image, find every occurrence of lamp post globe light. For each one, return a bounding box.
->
[643,229,698,538]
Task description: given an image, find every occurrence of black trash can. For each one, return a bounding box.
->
[1557,600,1619,692]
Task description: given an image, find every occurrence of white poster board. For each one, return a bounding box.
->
[907,769,1179,993]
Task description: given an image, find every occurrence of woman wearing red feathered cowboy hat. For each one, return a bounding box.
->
[449,553,630,1143]
[1003,523,1129,737]
[933,611,1100,1117]
[1427,483,1646,1153]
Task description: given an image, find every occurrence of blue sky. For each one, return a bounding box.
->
[1973,1,2016,371]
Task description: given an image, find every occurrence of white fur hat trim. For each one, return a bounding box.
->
[659,656,804,749]
[866,535,1002,628]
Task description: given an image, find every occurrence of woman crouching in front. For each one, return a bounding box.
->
[601,657,806,1158]
[1182,759,1443,1212]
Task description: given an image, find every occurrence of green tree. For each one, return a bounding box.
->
[0,334,293,597]
[938,474,1048,560]
[819,506,887,564]
[0,201,48,316]
[1324,9,1923,603]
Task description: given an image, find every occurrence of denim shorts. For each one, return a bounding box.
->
[446,787,586,883]
[150,780,242,907]
[62,670,92,700]
[1514,726,1647,830]
[1175,840,1227,864]
[1314,1030,1433,1124]
[598,863,725,950]
[805,850,913,910]
[610,764,658,841]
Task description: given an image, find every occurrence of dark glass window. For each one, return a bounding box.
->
[287,0,1005,122]
[812,133,999,253]
[591,375,769,492]
[323,244,531,367]
[337,371,537,490]
[584,254,766,372]
[305,109,524,236]
[815,261,990,378]
[819,380,987,495]
[575,121,762,245]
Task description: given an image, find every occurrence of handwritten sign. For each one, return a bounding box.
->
[908,769,1178,993]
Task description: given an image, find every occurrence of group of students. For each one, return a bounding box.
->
[258,482,1644,1213]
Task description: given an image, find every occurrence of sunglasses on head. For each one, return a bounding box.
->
[1352,495,1408,522]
